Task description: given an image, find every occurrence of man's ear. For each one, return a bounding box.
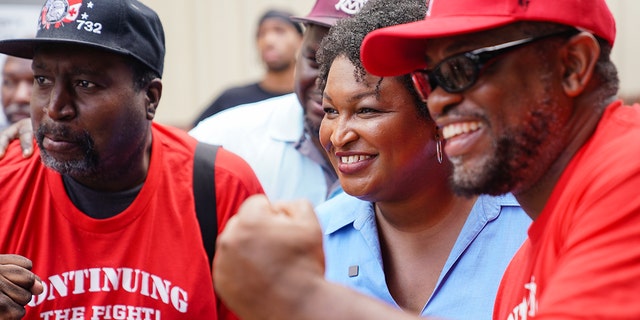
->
[560,32,600,97]
[145,78,162,120]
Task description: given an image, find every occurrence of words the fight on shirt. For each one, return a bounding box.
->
[29,267,189,318]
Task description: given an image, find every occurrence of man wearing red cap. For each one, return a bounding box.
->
[213,0,640,319]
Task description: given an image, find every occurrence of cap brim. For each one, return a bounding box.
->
[0,37,156,74]
[361,16,515,77]
[0,37,135,59]
[0,38,41,59]
[290,15,337,28]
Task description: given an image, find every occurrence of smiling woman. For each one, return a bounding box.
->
[320,56,434,200]
[312,0,531,318]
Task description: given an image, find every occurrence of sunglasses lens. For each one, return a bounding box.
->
[411,71,432,102]
[434,55,477,93]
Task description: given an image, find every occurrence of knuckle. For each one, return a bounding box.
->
[12,289,33,306]
[0,295,26,320]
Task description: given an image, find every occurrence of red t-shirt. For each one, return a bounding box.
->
[494,101,640,319]
[0,123,264,319]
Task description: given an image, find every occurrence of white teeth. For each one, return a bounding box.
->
[340,155,372,164]
[442,121,484,140]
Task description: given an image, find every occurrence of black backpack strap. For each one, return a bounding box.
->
[193,142,219,267]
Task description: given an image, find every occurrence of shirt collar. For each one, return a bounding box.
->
[322,193,372,235]
[267,93,305,142]
[322,193,520,235]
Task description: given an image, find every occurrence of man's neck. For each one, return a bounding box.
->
[515,98,610,219]
[63,174,142,219]
[260,67,295,94]
[69,134,153,192]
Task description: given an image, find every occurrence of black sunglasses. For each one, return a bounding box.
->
[411,29,579,101]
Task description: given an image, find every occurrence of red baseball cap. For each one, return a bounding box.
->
[361,0,616,77]
[292,0,369,27]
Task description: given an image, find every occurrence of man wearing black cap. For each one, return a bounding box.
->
[192,9,303,126]
[0,0,263,319]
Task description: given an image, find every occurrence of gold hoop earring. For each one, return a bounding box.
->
[436,139,443,164]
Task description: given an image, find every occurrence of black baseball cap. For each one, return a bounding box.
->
[0,0,165,77]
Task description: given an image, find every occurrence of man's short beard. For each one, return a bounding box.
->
[449,136,526,197]
[36,125,99,177]
[449,109,558,197]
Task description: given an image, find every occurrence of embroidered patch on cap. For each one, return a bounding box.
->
[41,0,84,29]
[335,0,368,15]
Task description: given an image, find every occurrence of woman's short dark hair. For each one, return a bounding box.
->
[316,0,430,119]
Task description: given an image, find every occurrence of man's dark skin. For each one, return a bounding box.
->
[0,42,163,318]
[0,118,32,159]
[0,255,43,319]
